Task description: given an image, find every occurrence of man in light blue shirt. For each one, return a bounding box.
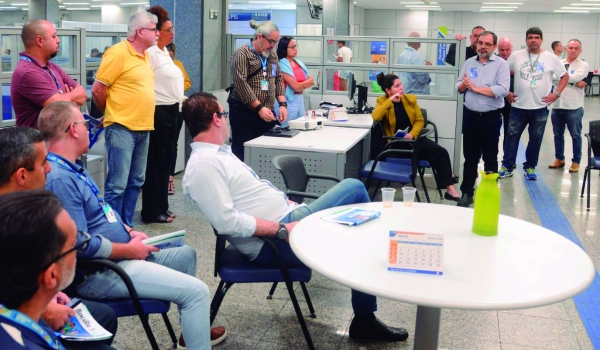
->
[455,30,510,207]
[397,32,431,95]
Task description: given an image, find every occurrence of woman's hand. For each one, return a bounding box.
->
[390,90,403,103]
[404,133,414,140]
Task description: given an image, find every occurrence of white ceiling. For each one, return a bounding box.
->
[0,0,149,11]
[229,0,600,13]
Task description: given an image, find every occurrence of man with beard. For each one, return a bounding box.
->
[445,26,485,67]
[499,27,569,181]
[228,20,287,161]
[11,20,87,129]
[455,31,510,207]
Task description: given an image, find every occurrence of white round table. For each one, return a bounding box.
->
[290,202,595,350]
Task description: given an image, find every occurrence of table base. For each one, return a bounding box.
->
[414,305,441,350]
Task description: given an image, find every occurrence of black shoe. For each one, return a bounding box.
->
[456,193,474,207]
[349,313,409,342]
[444,192,461,202]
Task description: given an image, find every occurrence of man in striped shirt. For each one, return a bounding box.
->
[229,20,288,161]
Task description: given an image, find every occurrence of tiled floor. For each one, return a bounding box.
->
[109,97,600,350]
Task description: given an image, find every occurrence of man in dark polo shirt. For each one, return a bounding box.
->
[11,19,87,129]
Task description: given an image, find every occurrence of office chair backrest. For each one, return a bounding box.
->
[420,108,428,125]
[272,155,310,203]
[590,120,600,157]
[212,227,227,277]
[371,122,386,160]
[585,72,594,85]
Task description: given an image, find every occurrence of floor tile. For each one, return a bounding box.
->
[498,312,580,350]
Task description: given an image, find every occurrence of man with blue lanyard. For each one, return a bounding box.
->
[0,190,92,349]
[39,102,226,350]
[0,127,117,350]
[11,20,87,129]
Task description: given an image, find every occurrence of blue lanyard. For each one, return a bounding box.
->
[0,304,65,350]
[248,40,268,76]
[46,154,106,207]
[19,55,63,93]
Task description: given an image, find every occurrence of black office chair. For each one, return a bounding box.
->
[584,72,594,97]
[75,259,178,350]
[210,228,316,350]
[580,120,600,211]
[272,155,342,203]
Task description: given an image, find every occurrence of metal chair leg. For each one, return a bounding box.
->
[412,182,422,202]
[370,180,383,201]
[581,168,588,198]
[267,282,278,299]
[210,281,233,326]
[300,282,316,318]
[139,313,160,350]
[431,167,443,199]
[283,280,315,350]
[162,312,178,349]
[418,168,431,203]
[587,169,592,212]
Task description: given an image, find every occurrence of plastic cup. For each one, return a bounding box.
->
[381,188,396,207]
[402,187,417,207]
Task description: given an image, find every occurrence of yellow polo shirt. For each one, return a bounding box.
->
[95,40,155,130]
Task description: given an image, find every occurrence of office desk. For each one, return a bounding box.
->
[244,126,370,196]
[290,202,595,350]
[322,114,373,129]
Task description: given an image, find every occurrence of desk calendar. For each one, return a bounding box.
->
[388,230,444,275]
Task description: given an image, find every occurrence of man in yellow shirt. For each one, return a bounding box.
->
[91,10,159,227]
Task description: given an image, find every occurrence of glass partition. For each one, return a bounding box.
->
[392,71,457,97]
[50,35,76,70]
[85,35,117,60]
[294,37,322,65]
[391,38,458,68]
[324,38,390,66]
[1,34,24,73]
[323,68,388,94]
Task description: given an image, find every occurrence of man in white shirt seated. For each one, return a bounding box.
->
[182,92,409,343]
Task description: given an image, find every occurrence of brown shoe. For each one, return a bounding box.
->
[548,159,566,169]
[569,163,580,173]
[179,327,228,348]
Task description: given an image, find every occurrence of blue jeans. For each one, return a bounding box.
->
[76,246,210,350]
[551,107,584,164]
[501,107,549,169]
[275,93,305,127]
[253,179,377,316]
[104,123,149,227]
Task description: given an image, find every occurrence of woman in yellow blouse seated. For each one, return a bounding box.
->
[372,72,460,201]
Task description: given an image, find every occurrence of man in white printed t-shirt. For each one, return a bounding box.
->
[335,40,353,91]
[499,27,569,181]
[548,39,589,173]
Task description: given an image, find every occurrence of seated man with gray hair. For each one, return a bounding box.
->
[39,101,227,350]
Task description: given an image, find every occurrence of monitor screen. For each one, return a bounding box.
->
[347,72,356,101]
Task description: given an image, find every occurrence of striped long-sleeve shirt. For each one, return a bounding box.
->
[230,42,285,110]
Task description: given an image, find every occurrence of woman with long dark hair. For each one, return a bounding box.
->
[274,36,314,125]
[373,72,460,201]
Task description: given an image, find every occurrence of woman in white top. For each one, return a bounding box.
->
[141,6,184,224]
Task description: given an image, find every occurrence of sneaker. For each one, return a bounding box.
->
[524,168,537,180]
[499,165,513,178]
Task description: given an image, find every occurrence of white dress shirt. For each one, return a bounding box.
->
[183,142,301,260]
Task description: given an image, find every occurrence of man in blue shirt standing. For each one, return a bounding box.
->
[0,190,80,350]
[397,31,432,95]
[39,102,227,349]
[455,31,510,207]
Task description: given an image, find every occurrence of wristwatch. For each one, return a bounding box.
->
[555,92,562,98]
[277,223,288,240]
[279,101,288,108]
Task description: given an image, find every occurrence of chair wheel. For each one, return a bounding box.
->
[266,296,273,300]
[310,313,317,318]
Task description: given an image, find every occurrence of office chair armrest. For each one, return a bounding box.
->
[425,120,438,143]
[76,259,145,309]
[382,128,432,142]
[286,190,321,200]
[306,173,342,183]
[257,237,295,281]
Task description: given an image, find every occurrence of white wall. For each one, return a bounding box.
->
[363,10,429,37]
[100,6,131,25]
[228,10,296,35]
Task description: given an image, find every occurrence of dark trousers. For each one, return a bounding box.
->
[229,98,277,162]
[390,139,454,189]
[62,300,118,349]
[141,103,179,220]
[460,107,502,195]
[501,99,511,149]
[167,111,185,177]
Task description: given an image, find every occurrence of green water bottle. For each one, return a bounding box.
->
[472,171,500,237]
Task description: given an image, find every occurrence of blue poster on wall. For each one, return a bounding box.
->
[437,26,448,65]
[228,12,271,21]
[370,41,387,55]
[369,70,384,81]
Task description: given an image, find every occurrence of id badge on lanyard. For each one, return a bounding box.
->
[101,203,118,223]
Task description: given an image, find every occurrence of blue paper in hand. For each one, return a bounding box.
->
[83,113,104,149]
[394,127,409,138]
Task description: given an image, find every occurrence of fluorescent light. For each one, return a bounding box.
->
[404,5,440,7]
[248,1,281,2]
[0,6,17,8]
[480,9,514,11]
[119,2,148,5]
[481,6,518,8]
[10,3,28,5]
[554,9,589,12]
[62,2,91,4]
[409,7,440,10]
[561,6,600,9]
[66,7,90,10]
[482,2,522,3]
[571,3,600,4]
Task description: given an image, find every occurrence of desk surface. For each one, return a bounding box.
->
[322,114,373,129]
[290,202,594,310]
[244,126,370,153]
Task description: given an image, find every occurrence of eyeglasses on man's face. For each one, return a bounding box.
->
[40,233,91,272]
[217,111,229,119]
[64,120,89,133]
[262,34,278,47]
[477,41,494,48]
[139,27,158,33]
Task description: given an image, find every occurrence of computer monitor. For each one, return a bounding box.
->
[356,85,368,112]
[347,72,356,101]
